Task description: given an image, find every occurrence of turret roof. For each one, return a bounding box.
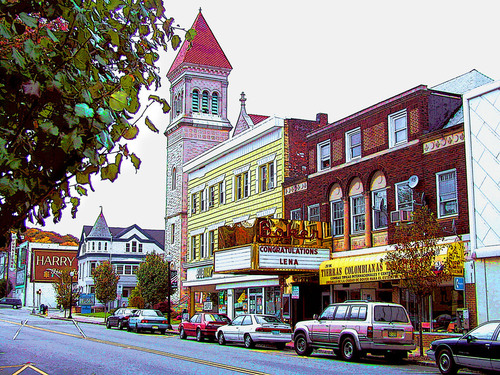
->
[87,210,112,240]
[167,11,232,76]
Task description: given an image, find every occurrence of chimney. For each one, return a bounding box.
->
[316,113,328,125]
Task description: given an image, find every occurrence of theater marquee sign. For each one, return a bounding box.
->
[32,249,78,282]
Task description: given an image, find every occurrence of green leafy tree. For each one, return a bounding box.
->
[383,205,451,356]
[128,286,144,309]
[92,261,119,317]
[53,267,79,317]
[0,0,196,245]
[136,253,172,307]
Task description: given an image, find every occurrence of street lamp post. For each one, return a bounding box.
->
[165,254,173,330]
[68,271,75,319]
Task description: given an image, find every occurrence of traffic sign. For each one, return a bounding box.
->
[454,277,464,291]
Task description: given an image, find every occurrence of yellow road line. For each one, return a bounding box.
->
[1,319,270,375]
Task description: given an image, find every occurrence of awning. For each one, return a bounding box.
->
[319,252,395,285]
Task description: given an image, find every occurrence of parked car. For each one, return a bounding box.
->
[427,320,500,374]
[179,312,231,341]
[0,297,22,309]
[293,300,415,362]
[216,314,292,349]
[127,309,170,334]
[106,308,138,330]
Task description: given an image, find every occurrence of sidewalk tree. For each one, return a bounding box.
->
[128,286,145,309]
[0,0,196,246]
[53,267,79,318]
[0,278,13,298]
[92,261,119,318]
[136,253,172,307]
[382,205,452,356]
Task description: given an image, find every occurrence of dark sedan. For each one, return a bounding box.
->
[106,308,137,330]
[179,312,231,341]
[427,320,500,374]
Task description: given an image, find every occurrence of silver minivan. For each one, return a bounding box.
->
[293,301,416,362]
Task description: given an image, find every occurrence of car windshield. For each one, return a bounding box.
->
[255,315,283,324]
[374,306,409,323]
[141,310,163,317]
[206,314,230,322]
[124,309,136,314]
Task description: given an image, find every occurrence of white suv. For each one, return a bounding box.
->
[293,301,416,362]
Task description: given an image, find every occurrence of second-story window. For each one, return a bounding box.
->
[395,181,413,211]
[346,128,361,161]
[437,169,458,218]
[372,189,388,230]
[132,241,137,252]
[200,233,206,258]
[290,208,301,220]
[126,243,130,252]
[388,109,408,147]
[259,162,275,192]
[317,140,331,171]
[350,195,365,233]
[191,193,197,214]
[308,204,320,221]
[200,189,207,212]
[138,243,143,253]
[208,230,215,257]
[190,236,197,260]
[235,172,249,200]
[330,200,344,236]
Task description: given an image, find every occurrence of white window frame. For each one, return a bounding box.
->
[372,189,388,230]
[218,181,225,205]
[200,188,208,212]
[200,233,206,258]
[290,208,301,220]
[317,140,331,171]
[345,128,362,161]
[388,109,408,148]
[190,236,197,261]
[350,195,365,234]
[307,204,320,221]
[395,181,413,211]
[208,185,215,207]
[191,193,197,214]
[436,169,458,218]
[259,161,276,192]
[330,199,344,236]
[235,171,250,201]
[208,230,215,257]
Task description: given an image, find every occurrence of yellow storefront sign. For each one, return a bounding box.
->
[319,242,465,285]
[320,252,396,285]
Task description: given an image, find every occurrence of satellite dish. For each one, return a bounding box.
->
[408,175,419,189]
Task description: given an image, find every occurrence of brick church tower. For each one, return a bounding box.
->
[164,10,232,306]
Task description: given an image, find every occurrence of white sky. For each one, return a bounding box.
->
[39,0,500,238]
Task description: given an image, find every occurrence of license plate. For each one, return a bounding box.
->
[152,326,159,330]
[388,330,397,337]
[272,330,280,335]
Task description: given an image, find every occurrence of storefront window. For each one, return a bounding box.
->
[265,287,281,316]
[218,291,227,315]
[249,287,263,314]
[234,289,247,316]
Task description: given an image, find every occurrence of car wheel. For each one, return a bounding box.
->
[134,324,141,333]
[294,333,313,356]
[437,348,458,375]
[118,321,124,330]
[127,324,132,332]
[196,329,204,342]
[218,332,226,345]
[179,327,187,339]
[340,336,358,362]
[106,320,111,329]
[160,329,166,335]
[244,334,255,349]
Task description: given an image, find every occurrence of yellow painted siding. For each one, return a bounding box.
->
[187,136,285,262]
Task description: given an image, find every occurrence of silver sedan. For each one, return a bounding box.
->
[216,314,292,350]
[127,309,170,334]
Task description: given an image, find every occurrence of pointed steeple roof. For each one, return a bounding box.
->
[87,209,112,240]
[167,10,232,76]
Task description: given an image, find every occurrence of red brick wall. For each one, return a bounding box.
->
[465,283,477,329]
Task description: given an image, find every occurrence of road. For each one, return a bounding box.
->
[0,308,479,375]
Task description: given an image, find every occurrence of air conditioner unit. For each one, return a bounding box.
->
[390,210,413,223]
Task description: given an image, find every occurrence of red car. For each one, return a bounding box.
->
[179,313,231,341]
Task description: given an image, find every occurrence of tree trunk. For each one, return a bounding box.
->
[419,295,424,357]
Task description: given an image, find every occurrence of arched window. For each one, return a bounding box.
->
[202,91,209,113]
[371,171,387,230]
[211,92,219,115]
[329,184,344,236]
[172,167,177,190]
[349,178,365,234]
[192,90,199,112]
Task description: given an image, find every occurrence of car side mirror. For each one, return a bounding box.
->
[313,314,319,320]
[466,335,474,343]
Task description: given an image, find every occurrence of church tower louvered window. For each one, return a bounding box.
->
[192,90,199,112]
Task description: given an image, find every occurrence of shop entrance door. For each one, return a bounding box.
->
[248,288,264,314]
